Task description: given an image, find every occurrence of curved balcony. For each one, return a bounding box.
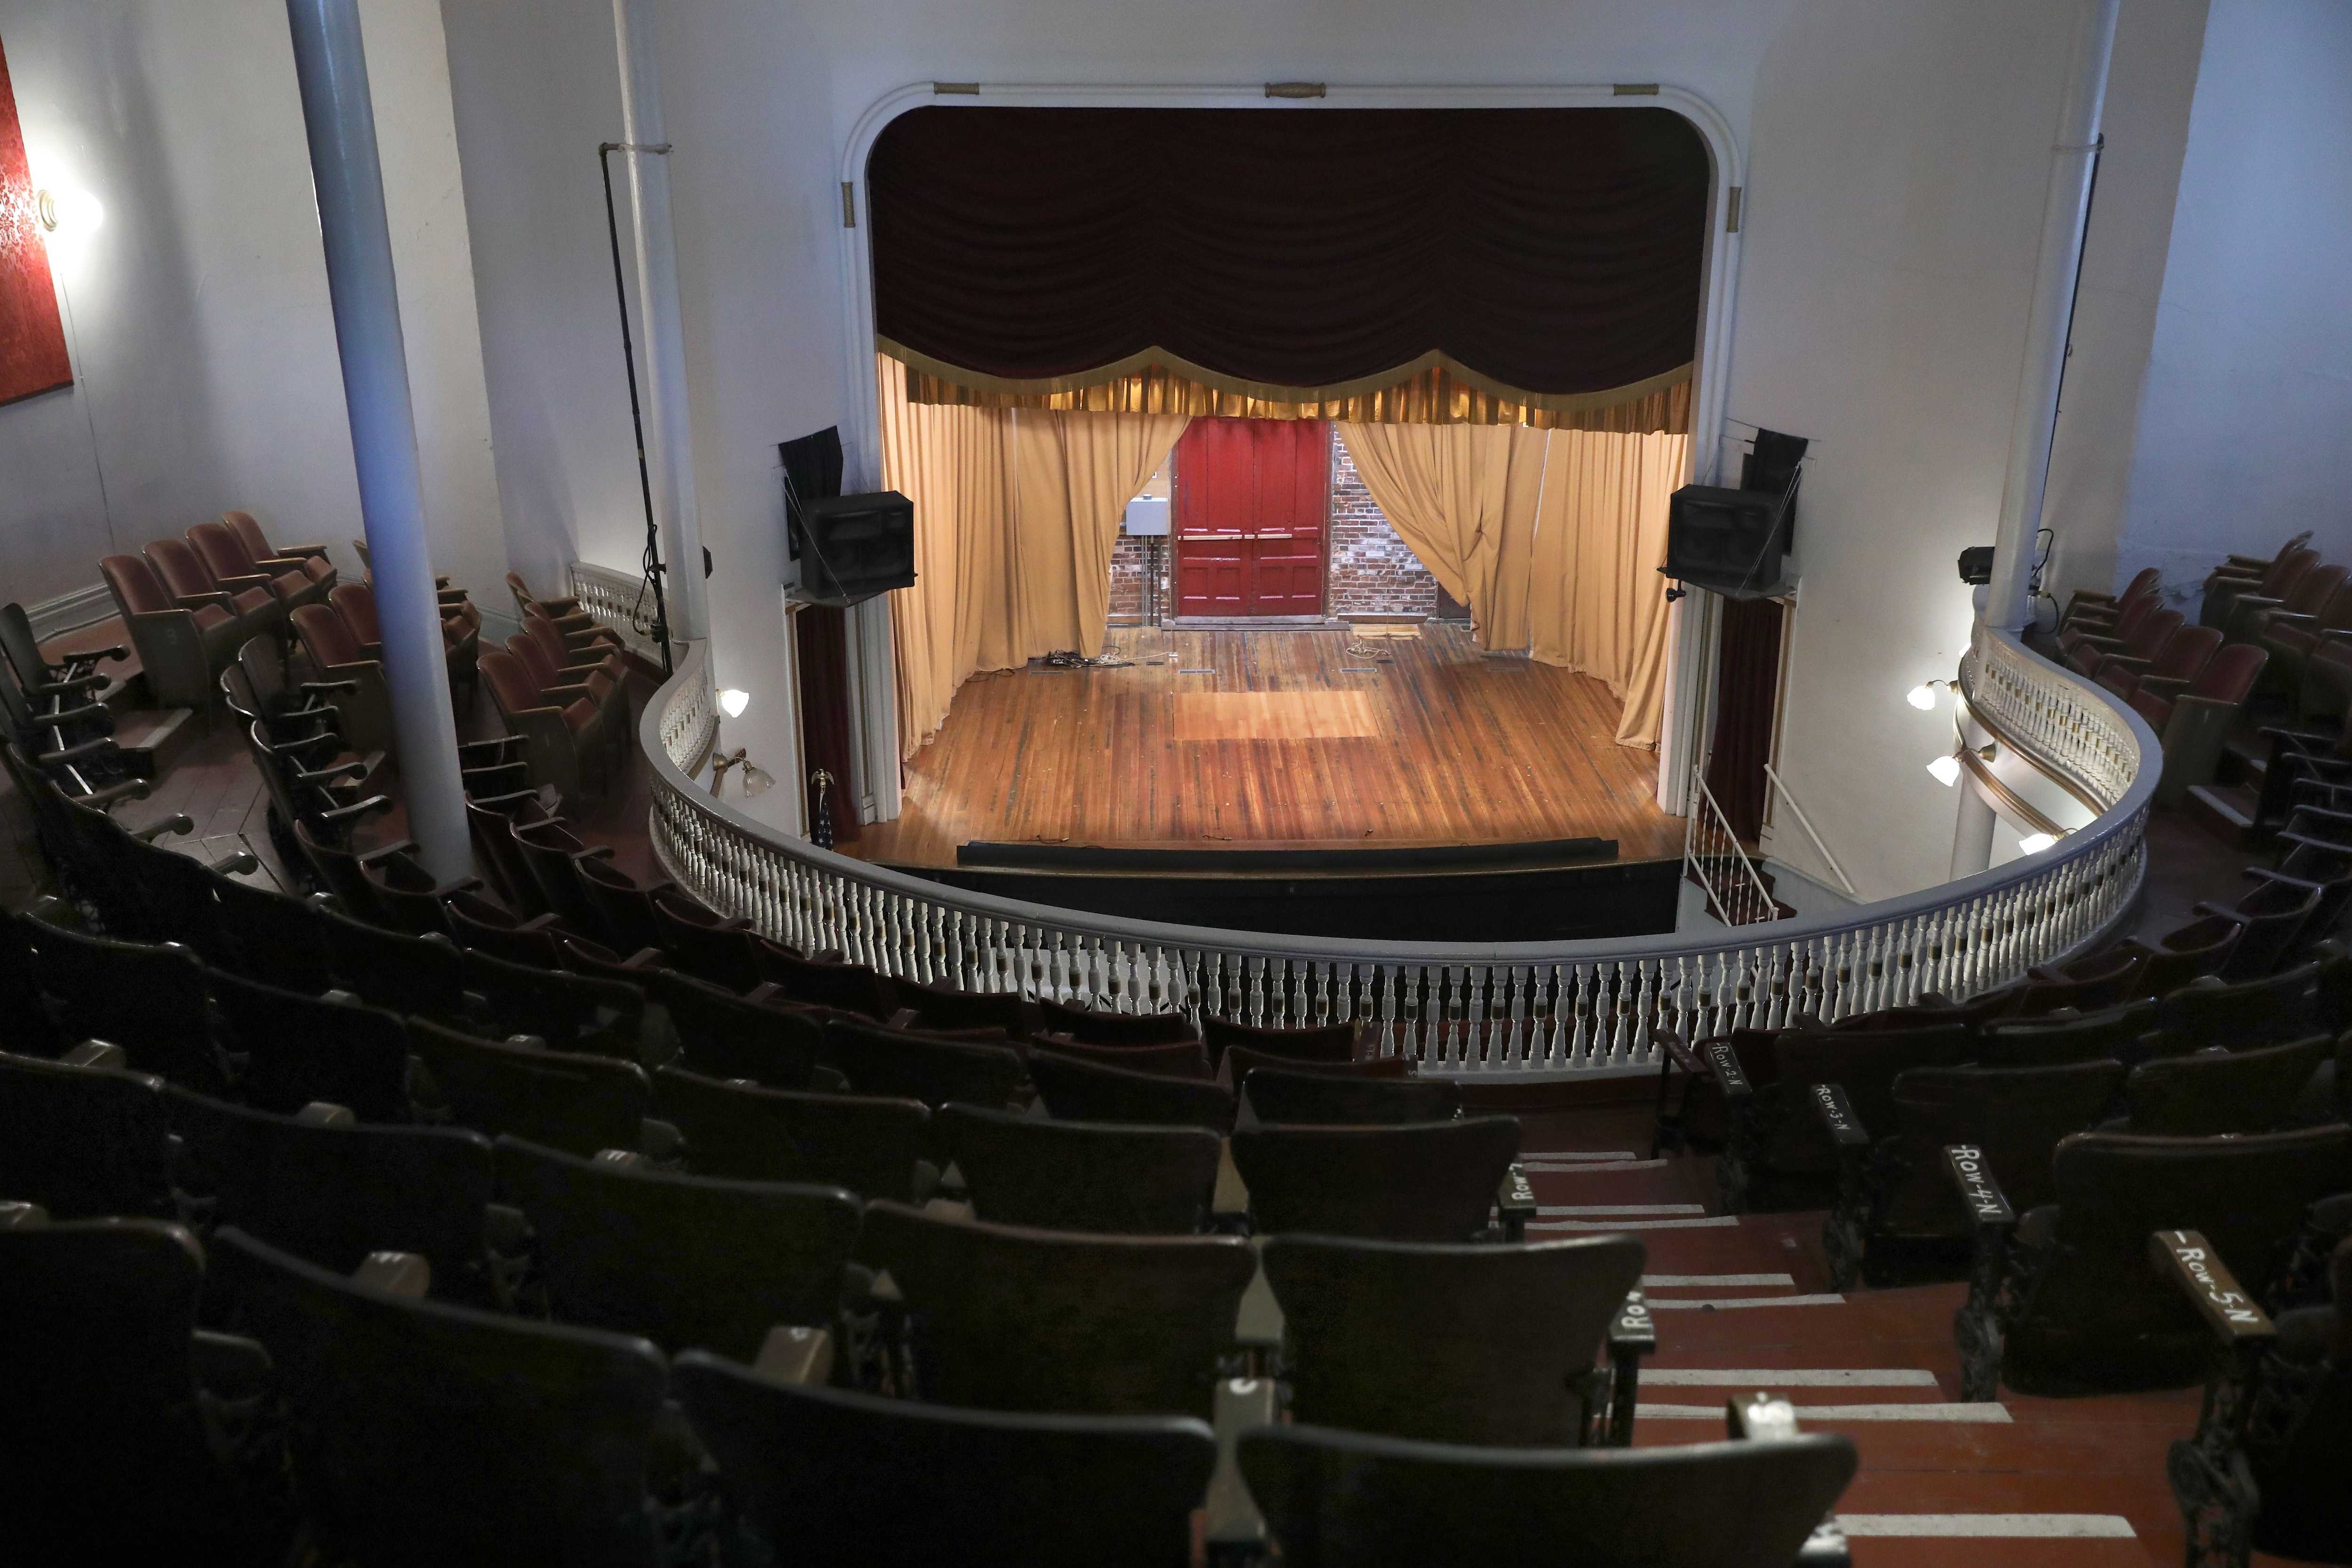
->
[635,613,2157,1081]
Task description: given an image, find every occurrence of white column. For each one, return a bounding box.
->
[611,0,707,643]
[1983,0,2122,631]
[284,0,470,882]
[1950,789,1998,879]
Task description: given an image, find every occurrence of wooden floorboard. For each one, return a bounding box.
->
[857,624,1684,869]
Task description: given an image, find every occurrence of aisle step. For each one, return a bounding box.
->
[1638,1401,2011,1424]
[1645,1368,1935,1387]
[1530,1215,1740,1231]
[1841,1515,2133,1538]
[1644,1292,1846,1311]
[1641,1273,1795,1288]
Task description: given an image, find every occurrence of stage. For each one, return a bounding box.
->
[856,624,1684,874]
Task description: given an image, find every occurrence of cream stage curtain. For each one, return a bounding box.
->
[1336,422,1690,748]
[878,356,1187,757]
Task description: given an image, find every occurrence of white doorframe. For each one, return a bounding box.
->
[835,80,1748,820]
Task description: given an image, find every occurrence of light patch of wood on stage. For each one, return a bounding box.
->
[1172,690,1381,741]
[852,624,1684,869]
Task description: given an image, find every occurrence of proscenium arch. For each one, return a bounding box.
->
[833,81,1748,816]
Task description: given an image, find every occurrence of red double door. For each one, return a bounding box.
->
[1172,418,1330,618]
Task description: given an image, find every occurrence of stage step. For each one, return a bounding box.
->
[105,706,202,779]
[2183,782,2257,847]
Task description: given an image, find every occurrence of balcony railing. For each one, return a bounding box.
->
[628,598,2156,1080]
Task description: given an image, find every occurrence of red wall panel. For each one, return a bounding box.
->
[0,36,72,407]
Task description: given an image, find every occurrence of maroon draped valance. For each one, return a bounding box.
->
[866,106,1712,407]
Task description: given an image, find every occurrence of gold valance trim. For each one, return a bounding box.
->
[878,338,1693,432]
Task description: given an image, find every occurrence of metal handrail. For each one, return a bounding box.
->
[632,608,2158,1077]
[1763,761,1860,898]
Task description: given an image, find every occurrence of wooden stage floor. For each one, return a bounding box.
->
[855,624,1684,871]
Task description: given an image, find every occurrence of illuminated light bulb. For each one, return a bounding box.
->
[1906,684,1937,710]
[2018,832,2057,854]
[1926,755,1961,787]
[37,186,105,237]
[718,688,750,718]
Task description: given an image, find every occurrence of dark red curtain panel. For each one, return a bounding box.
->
[0,37,74,407]
[867,107,1710,398]
[1705,598,1786,844]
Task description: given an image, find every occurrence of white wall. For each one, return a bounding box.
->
[0,0,504,639]
[2038,0,2213,616]
[1734,0,2082,897]
[2110,0,2352,596]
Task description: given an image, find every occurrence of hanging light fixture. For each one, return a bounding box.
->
[1927,755,1961,787]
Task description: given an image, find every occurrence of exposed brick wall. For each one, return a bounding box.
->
[1107,531,1170,622]
[1327,427,1439,617]
[1104,425,1439,621]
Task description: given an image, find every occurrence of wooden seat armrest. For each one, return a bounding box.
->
[539,681,598,704]
[1812,1083,1870,1147]
[2233,594,2286,612]
[2098,654,2153,673]
[752,1325,834,1386]
[1602,1289,1657,1446]
[319,793,396,826]
[2150,1230,2277,1344]
[206,847,260,878]
[1205,1376,1279,1548]
[620,947,669,971]
[1653,1027,1704,1076]
[639,1117,686,1164]
[295,1102,356,1127]
[298,678,362,697]
[567,844,618,863]
[207,571,273,594]
[0,1201,49,1229]
[2135,675,2190,702]
[75,777,154,810]
[457,735,528,760]
[2282,802,2352,828]
[130,814,196,843]
[887,1006,920,1030]
[35,735,119,771]
[2071,632,2126,651]
[2266,611,2321,629]
[189,1329,273,1399]
[353,1250,432,1298]
[38,697,117,731]
[1943,1144,2016,1233]
[24,670,112,699]
[1701,1040,1753,1099]
[290,757,369,788]
[171,590,237,616]
[1496,1162,1538,1241]
[467,790,543,814]
[355,839,423,867]
[63,1040,129,1070]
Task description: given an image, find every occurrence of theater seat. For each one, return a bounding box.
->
[189,519,321,613]
[483,647,606,807]
[223,511,335,586]
[100,553,241,707]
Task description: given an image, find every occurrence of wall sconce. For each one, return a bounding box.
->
[718,688,750,718]
[1906,679,1960,711]
[709,747,773,798]
[36,186,104,238]
[1927,755,1961,787]
[1976,742,1997,762]
[2018,832,2058,854]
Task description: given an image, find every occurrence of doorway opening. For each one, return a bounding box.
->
[1169,418,1331,622]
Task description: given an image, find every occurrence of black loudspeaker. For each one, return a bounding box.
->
[1957,547,1994,585]
[1663,428,1807,600]
[1663,486,1791,599]
[790,492,916,608]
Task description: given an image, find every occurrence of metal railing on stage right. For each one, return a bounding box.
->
[617,591,2156,1081]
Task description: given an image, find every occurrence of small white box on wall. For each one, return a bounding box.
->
[1123,496,1170,536]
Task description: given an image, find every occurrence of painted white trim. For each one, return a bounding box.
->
[836,80,1746,820]
[1644,1369,1936,1386]
[1645,1292,1846,1310]
[1839,1516,2134,1539]
[1534,1203,1705,1216]
[27,583,118,641]
[1527,1215,1740,1231]
[1521,1149,1639,1161]
[1640,1273,1796,1289]
[1522,1158,1668,1172]
[1638,1402,2013,1423]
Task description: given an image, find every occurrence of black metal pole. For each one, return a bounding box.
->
[598,141,673,676]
